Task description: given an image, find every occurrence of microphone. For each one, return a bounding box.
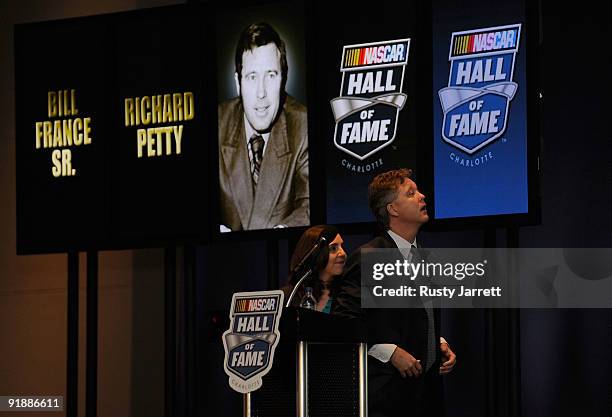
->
[285,226,338,308]
[291,236,328,274]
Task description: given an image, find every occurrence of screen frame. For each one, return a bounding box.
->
[419,0,542,232]
[14,4,214,255]
[209,0,320,244]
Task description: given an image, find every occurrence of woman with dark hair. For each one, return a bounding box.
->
[283,225,347,312]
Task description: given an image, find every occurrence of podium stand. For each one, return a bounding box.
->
[244,308,367,417]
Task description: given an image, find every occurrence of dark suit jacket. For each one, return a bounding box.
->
[218,95,309,231]
[334,232,443,417]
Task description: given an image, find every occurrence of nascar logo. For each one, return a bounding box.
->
[439,24,521,154]
[331,39,410,161]
[222,291,284,394]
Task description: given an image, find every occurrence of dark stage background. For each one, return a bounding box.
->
[3,1,611,417]
[194,1,612,417]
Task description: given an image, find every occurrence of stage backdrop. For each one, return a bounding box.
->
[311,0,422,225]
[214,0,311,234]
[15,5,213,254]
[431,0,533,221]
[14,0,538,254]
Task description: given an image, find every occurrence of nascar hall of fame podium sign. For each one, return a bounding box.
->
[438,24,521,155]
[331,39,410,161]
[222,291,284,394]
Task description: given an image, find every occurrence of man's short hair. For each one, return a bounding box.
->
[234,22,288,91]
[368,168,413,229]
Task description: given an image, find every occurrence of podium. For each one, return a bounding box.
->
[244,308,368,417]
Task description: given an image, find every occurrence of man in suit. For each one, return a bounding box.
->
[218,22,309,232]
[334,168,457,417]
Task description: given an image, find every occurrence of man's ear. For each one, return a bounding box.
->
[234,73,240,96]
[387,203,398,218]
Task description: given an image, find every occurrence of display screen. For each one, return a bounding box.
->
[15,17,113,253]
[14,1,538,253]
[112,7,211,244]
[314,0,420,225]
[432,0,531,220]
[214,0,311,233]
[15,5,212,253]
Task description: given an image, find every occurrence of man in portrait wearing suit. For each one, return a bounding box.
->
[218,22,309,232]
[334,168,457,417]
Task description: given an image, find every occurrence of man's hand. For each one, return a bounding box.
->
[390,346,422,378]
[439,341,456,375]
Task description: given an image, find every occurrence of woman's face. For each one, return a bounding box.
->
[322,234,346,279]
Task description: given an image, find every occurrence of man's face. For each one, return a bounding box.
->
[388,178,429,226]
[235,43,283,133]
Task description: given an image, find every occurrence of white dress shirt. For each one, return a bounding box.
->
[367,230,447,363]
[243,115,270,155]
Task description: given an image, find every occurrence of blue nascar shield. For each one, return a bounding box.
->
[222,291,284,394]
[439,24,521,155]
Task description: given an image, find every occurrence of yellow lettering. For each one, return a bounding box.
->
[73,118,83,145]
[70,89,78,115]
[137,129,146,158]
[58,90,64,117]
[61,149,72,176]
[172,93,183,121]
[147,128,155,157]
[174,125,183,154]
[63,119,73,146]
[135,97,141,126]
[43,121,52,147]
[83,117,92,145]
[125,98,134,126]
[163,94,173,122]
[51,149,62,177]
[53,120,63,147]
[43,121,53,148]
[157,127,167,156]
[141,96,151,125]
[125,92,194,126]
[48,92,57,118]
[61,90,70,116]
[184,92,194,120]
[35,122,43,149]
[152,95,162,124]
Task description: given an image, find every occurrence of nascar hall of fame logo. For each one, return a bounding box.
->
[439,24,521,163]
[331,39,410,169]
[222,290,284,394]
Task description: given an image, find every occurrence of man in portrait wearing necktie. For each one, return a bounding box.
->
[218,22,309,232]
[334,168,457,417]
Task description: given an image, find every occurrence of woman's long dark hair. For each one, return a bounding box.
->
[284,225,340,307]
